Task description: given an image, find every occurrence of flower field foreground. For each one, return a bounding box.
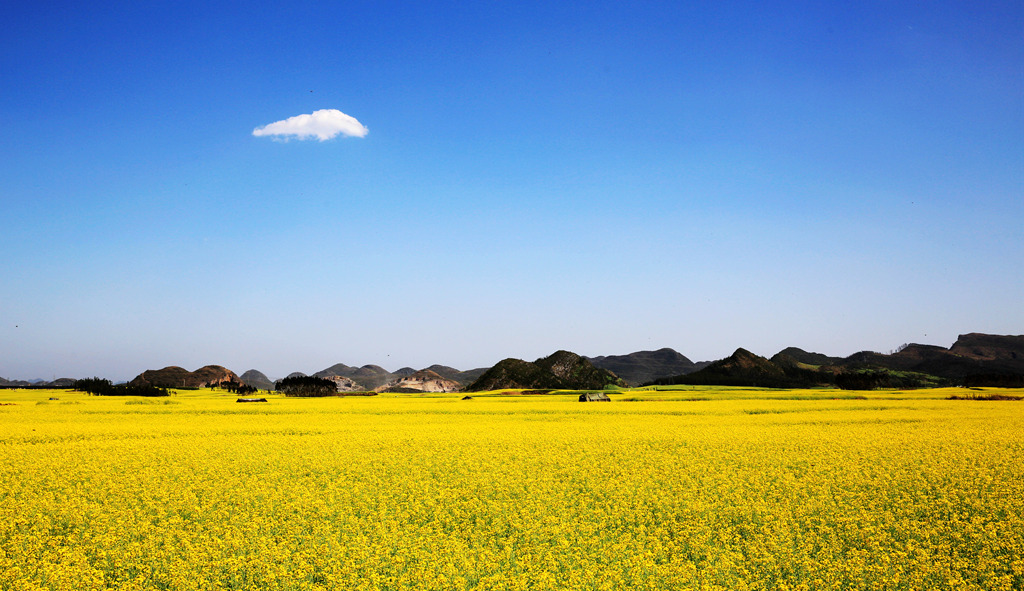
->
[1,387,1022,591]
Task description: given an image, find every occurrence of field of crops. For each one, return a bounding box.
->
[1,387,1021,590]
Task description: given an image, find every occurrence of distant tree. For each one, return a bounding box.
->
[963,374,1024,388]
[73,378,169,397]
[213,380,258,395]
[275,375,337,397]
[73,377,114,395]
[835,371,886,390]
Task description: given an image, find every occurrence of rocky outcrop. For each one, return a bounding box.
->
[130,365,241,388]
[377,369,460,393]
[325,375,362,391]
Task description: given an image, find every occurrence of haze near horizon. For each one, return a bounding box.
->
[2,1,1021,382]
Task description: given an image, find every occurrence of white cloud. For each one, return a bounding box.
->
[252,109,368,141]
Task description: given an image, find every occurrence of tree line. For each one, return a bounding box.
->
[72,378,169,397]
[275,375,338,397]
[212,380,258,395]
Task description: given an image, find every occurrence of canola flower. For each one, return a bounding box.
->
[0,387,1022,590]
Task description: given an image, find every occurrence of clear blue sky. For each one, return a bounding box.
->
[2,1,1021,381]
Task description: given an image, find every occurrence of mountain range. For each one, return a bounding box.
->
[651,333,1024,389]
[4,333,1022,391]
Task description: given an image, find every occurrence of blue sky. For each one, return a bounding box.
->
[2,1,1021,381]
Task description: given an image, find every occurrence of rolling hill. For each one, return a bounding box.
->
[466,350,626,392]
[588,348,708,386]
[130,365,241,388]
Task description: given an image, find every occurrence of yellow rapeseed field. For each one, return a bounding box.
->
[1,387,1022,590]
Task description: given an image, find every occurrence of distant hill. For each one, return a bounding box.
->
[9,332,1022,392]
[324,375,362,391]
[654,348,799,388]
[0,377,28,387]
[378,369,461,393]
[343,365,395,390]
[831,335,1024,380]
[239,369,274,391]
[949,333,1024,365]
[313,364,396,391]
[131,365,241,388]
[774,335,1024,379]
[650,334,1024,389]
[588,348,706,386]
[774,347,843,367]
[315,363,351,377]
[466,350,625,392]
[424,364,460,380]
[839,345,982,379]
[0,376,74,388]
[465,359,551,391]
[652,348,870,388]
[424,364,489,385]
[455,367,489,385]
[310,362,487,390]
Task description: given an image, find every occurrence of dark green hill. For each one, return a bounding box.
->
[466,351,625,392]
[839,345,982,380]
[653,337,1022,388]
[535,350,626,389]
[681,348,788,387]
[466,358,556,391]
[454,367,488,385]
[588,348,702,386]
[652,349,829,388]
[774,347,843,367]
